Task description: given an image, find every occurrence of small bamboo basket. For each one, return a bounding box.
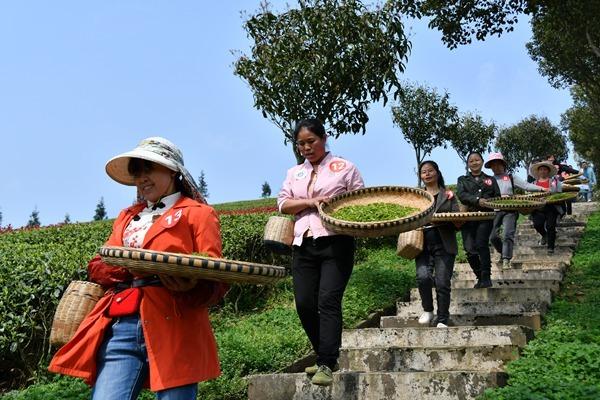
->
[50,280,105,346]
[396,229,424,259]
[263,216,294,255]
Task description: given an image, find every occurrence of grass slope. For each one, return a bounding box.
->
[482,211,600,400]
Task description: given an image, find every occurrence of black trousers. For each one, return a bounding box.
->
[531,205,561,250]
[461,220,494,280]
[292,235,355,369]
[415,228,455,324]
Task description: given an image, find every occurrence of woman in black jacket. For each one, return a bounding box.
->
[416,161,460,328]
[457,152,501,288]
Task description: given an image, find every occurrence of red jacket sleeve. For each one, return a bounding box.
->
[87,209,134,288]
[175,206,229,307]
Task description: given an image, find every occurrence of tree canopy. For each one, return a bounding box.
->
[93,197,107,221]
[198,171,209,199]
[495,115,568,172]
[447,112,497,170]
[391,81,458,185]
[235,0,410,162]
[561,86,600,168]
[26,208,40,228]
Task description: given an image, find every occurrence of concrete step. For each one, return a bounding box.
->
[396,300,549,316]
[504,245,575,254]
[515,226,585,234]
[341,326,533,349]
[452,267,563,281]
[508,237,579,246]
[520,220,586,228]
[339,345,519,372]
[409,287,553,305]
[454,260,569,273]
[381,313,542,331]
[248,370,508,400]
[452,278,560,293]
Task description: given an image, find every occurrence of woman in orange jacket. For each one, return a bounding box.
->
[49,137,228,399]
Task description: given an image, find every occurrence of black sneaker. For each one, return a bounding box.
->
[479,278,493,288]
[473,280,482,289]
[547,248,555,255]
[539,236,547,246]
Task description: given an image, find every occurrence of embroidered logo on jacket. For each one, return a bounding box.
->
[484,178,493,186]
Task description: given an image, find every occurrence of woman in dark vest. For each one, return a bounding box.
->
[416,161,460,328]
[457,151,501,288]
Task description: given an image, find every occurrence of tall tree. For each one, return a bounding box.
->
[447,112,497,172]
[234,0,410,163]
[261,181,272,198]
[0,209,3,227]
[64,213,71,224]
[527,1,600,105]
[495,115,568,172]
[561,86,600,169]
[397,1,600,103]
[27,208,40,228]
[198,171,209,199]
[93,197,107,221]
[391,82,458,186]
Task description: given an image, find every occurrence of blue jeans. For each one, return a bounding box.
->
[92,315,198,400]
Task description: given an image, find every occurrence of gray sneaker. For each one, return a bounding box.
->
[502,259,511,270]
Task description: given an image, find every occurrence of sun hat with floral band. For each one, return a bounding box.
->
[105,137,206,203]
[484,152,508,169]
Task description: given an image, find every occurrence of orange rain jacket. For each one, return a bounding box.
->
[48,196,228,391]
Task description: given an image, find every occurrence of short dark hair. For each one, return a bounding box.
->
[466,151,483,163]
[419,160,446,189]
[293,118,326,141]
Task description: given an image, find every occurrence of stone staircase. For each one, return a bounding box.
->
[248,202,598,400]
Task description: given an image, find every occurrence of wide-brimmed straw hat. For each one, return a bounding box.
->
[105,137,205,203]
[484,152,508,169]
[529,161,558,179]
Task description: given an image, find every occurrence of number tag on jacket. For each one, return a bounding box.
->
[329,161,346,172]
[161,209,183,228]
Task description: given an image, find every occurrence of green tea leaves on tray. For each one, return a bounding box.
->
[331,203,419,222]
[546,192,576,202]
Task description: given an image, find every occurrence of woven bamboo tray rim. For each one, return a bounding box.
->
[50,280,105,346]
[483,195,546,211]
[563,178,584,185]
[561,184,581,192]
[545,192,578,204]
[522,192,551,199]
[318,186,435,237]
[564,173,583,180]
[431,211,496,222]
[99,246,287,284]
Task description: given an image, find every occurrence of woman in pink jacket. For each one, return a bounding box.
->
[277,119,364,386]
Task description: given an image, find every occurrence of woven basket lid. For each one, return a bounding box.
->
[431,211,496,222]
[318,186,435,238]
[561,184,581,192]
[99,246,287,285]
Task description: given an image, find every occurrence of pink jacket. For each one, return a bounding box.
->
[278,152,364,245]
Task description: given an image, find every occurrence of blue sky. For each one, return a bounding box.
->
[0,2,572,227]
